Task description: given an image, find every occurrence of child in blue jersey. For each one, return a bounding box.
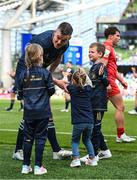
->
[81,43,112,162]
[67,68,98,167]
[89,42,112,159]
[18,44,55,175]
[89,43,112,161]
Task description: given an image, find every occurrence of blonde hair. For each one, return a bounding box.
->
[25,43,43,68]
[72,68,87,88]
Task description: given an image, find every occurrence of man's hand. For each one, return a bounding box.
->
[131,67,136,73]
[131,67,137,78]
[121,81,128,89]
[7,71,15,78]
[116,71,128,89]
[53,78,68,92]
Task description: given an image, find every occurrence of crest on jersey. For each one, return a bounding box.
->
[104,49,110,58]
[90,72,96,79]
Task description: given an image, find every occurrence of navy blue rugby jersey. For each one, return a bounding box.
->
[67,84,94,125]
[16,30,69,78]
[89,62,109,111]
[17,66,55,119]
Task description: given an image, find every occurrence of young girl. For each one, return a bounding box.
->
[17,44,55,175]
[67,68,97,167]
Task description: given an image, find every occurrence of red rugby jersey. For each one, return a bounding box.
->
[103,41,117,79]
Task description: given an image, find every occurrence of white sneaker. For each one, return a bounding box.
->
[116,133,136,143]
[98,149,112,160]
[80,154,89,162]
[12,149,24,161]
[21,165,32,174]
[60,109,69,112]
[34,166,47,175]
[70,159,81,167]
[85,157,98,166]
[80,155,99,162]
[53,149,72,160]
[53,152,62,160]
[128,109,137,115]
[95,155,99,162]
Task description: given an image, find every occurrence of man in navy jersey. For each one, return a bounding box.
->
[13,22,73,161]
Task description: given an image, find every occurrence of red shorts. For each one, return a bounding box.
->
[107,78,120,97]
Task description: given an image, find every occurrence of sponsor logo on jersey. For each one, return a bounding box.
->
[104,49,110,58]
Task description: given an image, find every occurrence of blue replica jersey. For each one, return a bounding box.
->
[16,30,69,79]
[67,84,94,125]
[17,66,55,119]
[89,62,109,111]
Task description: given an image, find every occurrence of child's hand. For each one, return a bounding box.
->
[98,65,104,76]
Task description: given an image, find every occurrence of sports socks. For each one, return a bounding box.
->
[15,119,24,152]
[117,128,124,138]
[65,100,70,110]
[20,101,23,109]
[9,99,15,109]
[48,117,61,152]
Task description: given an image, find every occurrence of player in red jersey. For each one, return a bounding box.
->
[102,26,136,143]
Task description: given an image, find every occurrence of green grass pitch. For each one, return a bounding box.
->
[0,99,137,179]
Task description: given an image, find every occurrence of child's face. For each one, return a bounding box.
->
[88,46,102,62]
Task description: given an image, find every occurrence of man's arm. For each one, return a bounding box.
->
[49,55,62,73]
[52,77,67,90]
[49,55,68,91]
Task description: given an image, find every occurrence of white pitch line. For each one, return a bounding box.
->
[0,129,137,138]
[0,129,18,132]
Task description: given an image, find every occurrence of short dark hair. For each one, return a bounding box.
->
[104,26,120,38]
[89,42,105,57]
[57,22,73,35]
